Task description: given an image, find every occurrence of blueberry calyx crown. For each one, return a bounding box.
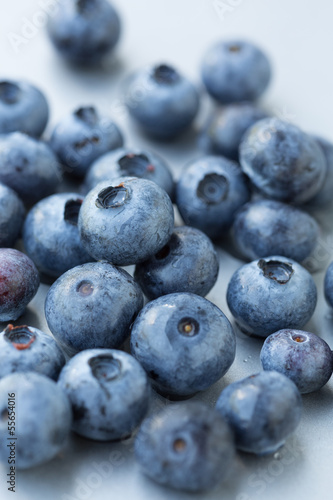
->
[4,324,36,350]
[258,259,294,284]
[292,333,307,343]
[228,43,242,53]
[178,317,200,337]
[173,438,187,453]
[77,280,94,296]
[95,184,129,209]
[0,81,21,105]
[74,106,98,126]
[64,198,83,226]
[118,153,155,177]
[152,64,180,85]
[197,173,229,204]
[89,354,122,382]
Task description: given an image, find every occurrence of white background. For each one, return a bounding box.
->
[1,1,333,500]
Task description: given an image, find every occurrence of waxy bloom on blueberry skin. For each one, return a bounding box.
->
[260,329,333,394]
[50,106,123,177]
[134,226,219,300]
[0,79,49,137]
[45,261,143,355]
[227,256,317,337]
[23,192,93,278]
[216,371,302,455]
[176,156,251,239]
[84,147,175,200]
[0,324,65,381]
[0,248,40,322]
[124,63,200,139]
[135,402,235,492]
[201,40,272,104]
[58,349,150,441]
[232,199,319,263]
[239,118,327,204]
[131,292,236,398]
[79,177,174,266]
[47,0,121,66]
[0,372,72,469]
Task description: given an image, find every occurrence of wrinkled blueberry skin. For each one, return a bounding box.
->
[0,372,72,469]
[50,106,123,177]
[58,349,150,441]
[83,147,175,199]
[134,226,219,300]
[260,329,333,394]
[0,324,65,381]
[131,293,236,398]
[232,199,319,263]
[0,80,49,137]
[239,118,327,204]
[201,40,271,104]
[176,156,250,239]
[0,183,25,248]
[135,402,235,492]
[0,249,40,322]
[47,0,121,66]
[125,64,200,139]
[45,261,143,356]
[23,193,93,278]
[0,132,61,206]
[216,371,302,455]
[308,136,333,207]
[324,261,333,309]
[79,177,174,266]
[200,103,269,161]
[227,256,317,337]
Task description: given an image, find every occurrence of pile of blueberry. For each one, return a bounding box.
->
[1,0,333,493]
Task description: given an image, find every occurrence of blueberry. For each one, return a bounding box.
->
[0,132,62,206]
[239,118,327,204]
[23,193,93,278]
[260,329,333,394]
[135,401,235,491]
[307,136,333,207]
[124,63,199,139]
[0,372,72,469]
[79,177,174,266]
[45,261,143,355]
[0,248,40,322]
[0,324,65,381]
[324,261,333,309]
[0,183,25,248]
[232,199,319,262]
[83,147,175,199]
[134,226,219,300]
[176,156,250,239]
[47,0,121,66]
[131,293,235,398]
[201,40,271,104]
[58,349,150,441]
[200,103,269,160]
[0,80,49,137]
[50,106,123,177]
[227,256,317,337]
[216,371,302,455]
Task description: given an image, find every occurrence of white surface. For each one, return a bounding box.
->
[1,1,333,499]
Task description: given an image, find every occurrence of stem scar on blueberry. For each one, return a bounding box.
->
[95,184,129,209]
[118,153,155,177]
[4,324,36,350]
[64,199,83,226]
[77,280,94,296]
[257,259,294,284]
[292,334,307,343]
[173,438,187,452]
[178,318,199,337]
[197,173,229,204]
[152,64,180,85]
[228,44,241,53]
[74,106,98,125]
[89,355,122,382]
